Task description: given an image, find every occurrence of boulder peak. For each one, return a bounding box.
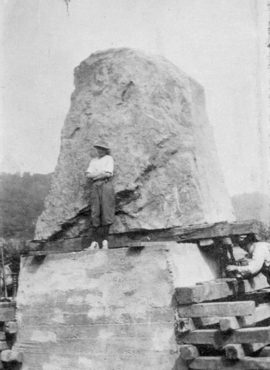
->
[35,48,234,240]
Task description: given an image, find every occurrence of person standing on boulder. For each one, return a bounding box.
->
[86,143,115,249]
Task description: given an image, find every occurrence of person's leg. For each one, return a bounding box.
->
[100,225,110,249]
[101,181,115,226]
[91,183,101,228]
[89,183,101,248]
[100,181,115,248]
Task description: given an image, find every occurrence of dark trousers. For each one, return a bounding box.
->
[91,179,115,242]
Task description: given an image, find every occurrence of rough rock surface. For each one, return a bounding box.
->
[15,242,218,369]
[35,48,234,240]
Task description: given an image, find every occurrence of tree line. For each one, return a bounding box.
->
[0,172,52,240]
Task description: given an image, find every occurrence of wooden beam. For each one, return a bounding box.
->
[176,301,255,318]
[219,317,239,332]
[0,332,6,341]
[25,220,262,255]
[179,345,199,361]
[180,327,270,348]
[174,274,268,305]
[0,341,8,351]
[0,302,16,322]
[175,317,195,334]
[174,282,232,305]
[176,220,262,242]
[244,343,266,354]
[1,350,23,363]
[189,356,270,370]
[240,302,270,326]
[194,316,220,328]
[259,346,270,357]
[4,321,18,334]
[224,344,245,360]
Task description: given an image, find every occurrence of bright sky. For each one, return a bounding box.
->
[0,0,269,196]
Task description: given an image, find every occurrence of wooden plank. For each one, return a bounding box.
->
[24,220,262,255]
[224,344,245,360]
[189,356,270,370]
[180,327,270,348]
[176,220,262,242]
[179,345,199,361]
[176,301,255,318]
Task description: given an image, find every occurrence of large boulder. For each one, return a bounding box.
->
[35,48,234,240]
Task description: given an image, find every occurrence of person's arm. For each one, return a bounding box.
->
[86,156,114,180]
[86,159,98,179]
[237,245,265,275]
[227,244,265,276]
[93,156,114,180]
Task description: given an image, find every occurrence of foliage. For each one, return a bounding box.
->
[0,172,52,240]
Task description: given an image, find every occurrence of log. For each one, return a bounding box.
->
[176,301,255,318]
[4,321,18,334]
[180,327,270,348]
[1,349,23,363]
[224,344,245,360]
[179,345,199,361]
[189,356,270,370]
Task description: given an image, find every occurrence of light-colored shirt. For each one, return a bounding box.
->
[86,155,114,177]
[238,242,270,275]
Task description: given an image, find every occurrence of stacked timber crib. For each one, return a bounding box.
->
[174,273,270,369]
[0,301,22,369]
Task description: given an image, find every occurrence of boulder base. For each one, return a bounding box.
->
[15,242,219,369]
[35,48,234,240]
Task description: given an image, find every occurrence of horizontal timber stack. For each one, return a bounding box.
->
[175,274,270,369]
